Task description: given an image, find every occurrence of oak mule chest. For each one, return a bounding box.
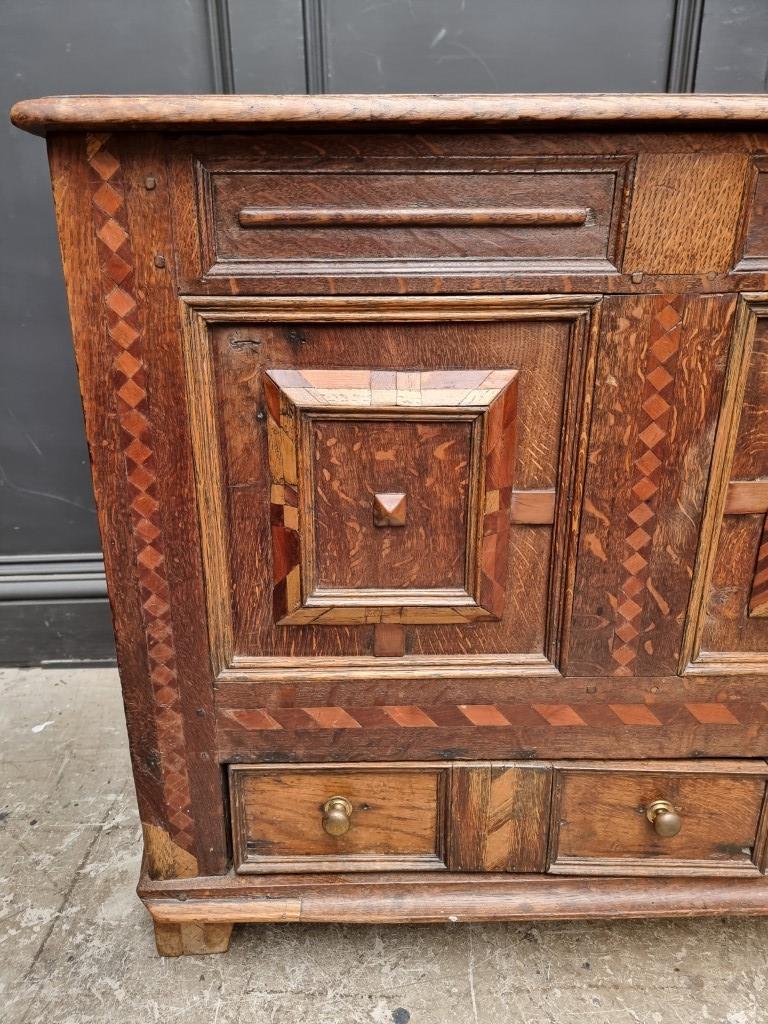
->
[12,94,768,955]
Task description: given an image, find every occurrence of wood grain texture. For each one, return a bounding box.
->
[569,293,735,677]
[683,298,768,666]
[153,921,232,957]
[314,418,470,590]
[230,763,448,872]
[448,763,552,872]
[14,94,768,136]
[550,762,768,876]
[623,153,749,274]
[705,516,768,645]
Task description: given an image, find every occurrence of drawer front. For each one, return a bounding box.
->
[179,137,632,278]
[550,763,768,876]
[209,169,619,268]
[230,764,448,873]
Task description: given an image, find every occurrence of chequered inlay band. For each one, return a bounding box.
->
[86,134,196,859]
[611,296,682,676]
[221,702,765,731]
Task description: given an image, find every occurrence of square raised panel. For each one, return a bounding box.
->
[180,294,598,672]
[264,368,518,625]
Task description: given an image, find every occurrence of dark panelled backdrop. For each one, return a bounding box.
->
[2,0,767,664]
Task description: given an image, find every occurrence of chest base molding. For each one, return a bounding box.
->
[142,871,768,955]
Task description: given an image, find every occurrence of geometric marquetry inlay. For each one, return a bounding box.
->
[264,367,518,626]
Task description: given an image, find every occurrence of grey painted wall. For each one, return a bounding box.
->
[1,0,766,663]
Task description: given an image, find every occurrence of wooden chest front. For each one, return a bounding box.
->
[13,93,768,951]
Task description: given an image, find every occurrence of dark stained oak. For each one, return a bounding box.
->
[14,93,768,954]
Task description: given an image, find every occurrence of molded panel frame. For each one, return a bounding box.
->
[681,294,768,675]
[264,366,518,625]
[179,294,600,680]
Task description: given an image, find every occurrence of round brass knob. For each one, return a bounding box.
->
[646,799,682,838]
[322,796,353,836]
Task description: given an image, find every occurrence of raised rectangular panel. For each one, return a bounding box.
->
[170,135,632,283]
[209,169,617,267]
[180,294,598,674]
[682,297,768,673]
[265,367,517,625]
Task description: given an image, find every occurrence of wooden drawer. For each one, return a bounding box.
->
[549,762,768,877]
[189,142,631,275]
[230,764,449,873]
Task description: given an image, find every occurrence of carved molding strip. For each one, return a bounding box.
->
[238,206,591,229]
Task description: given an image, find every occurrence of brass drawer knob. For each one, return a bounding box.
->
[646,799,682,838]
[322,796,353,836]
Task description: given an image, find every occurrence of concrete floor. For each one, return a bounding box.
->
[2,667,768,1024]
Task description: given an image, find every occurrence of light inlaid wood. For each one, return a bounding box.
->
[509,489,556,524]
[725,479,768,515]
